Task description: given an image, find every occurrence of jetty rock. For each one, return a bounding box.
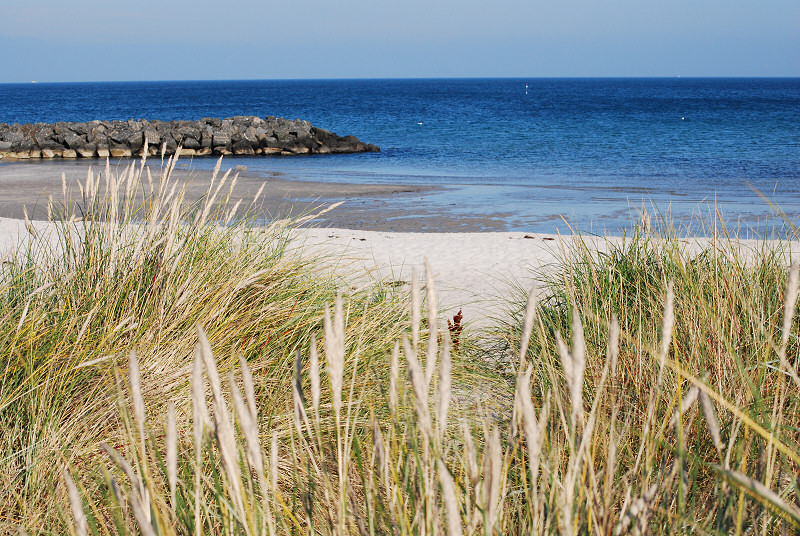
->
[0,116,380,160]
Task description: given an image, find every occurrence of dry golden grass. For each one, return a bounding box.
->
[1,153,799,534]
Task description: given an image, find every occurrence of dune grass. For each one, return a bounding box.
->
[2,154,799,534]
[0,153,415,533]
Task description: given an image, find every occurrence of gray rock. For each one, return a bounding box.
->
[212,131,231,148]
[143,129,160,146]
[0,115,379,160]
[232,140,255,155]
[2,131,24,145]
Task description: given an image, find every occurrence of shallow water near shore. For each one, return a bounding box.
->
[2,78,799,234]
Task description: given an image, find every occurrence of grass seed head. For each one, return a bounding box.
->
[63,469,87,536]
[411,267,421,351]
[402,333,432,440]
[483,425,503,531]
[309,335,321,415]
[517,366,542,485]
[436,330,452,441]
[270,431,279,492]
[659,281,675,372]
[519,285,538,366]
[128,349,147,445]
[699,389,723,453]
[196,327,243,508]
[191,347,210,450]
[608,314,620,375]
[781,262,799,351]
[166,402,177,508]
[462,421,480,488]
[389,342,400,417]
[230,374,265,482]
[438,460,464,536]
[324,296,345,418]
[238,354,258,423]
[424,259,438,386]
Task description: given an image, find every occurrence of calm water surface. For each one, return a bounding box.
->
[1,78,798,234]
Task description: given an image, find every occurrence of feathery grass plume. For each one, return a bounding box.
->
[424,259,438,386]
[389,342,400,417]
[462,421,480,488]
[270,431,279,492]
[128,349,147,451]
[781,262,799,351]
[127,486,157,536]
[402,333,432,440]
[669,385,699,428]
[608,314,620,375]
[166,402,177,509]
[63,469,87,536]
[323,294,345,419]
[309,335,321,416]
[483,425,503,532]
[614,483,659,536]
[239,354,258,424]
[779,263,800,388]
[100,442,151,525]
[292,350,308,434]
[23,206,37,239]
[436,330,452,442]
[519,285,538,367]
[437,460,464,536]
[658,281,675,374]
[230,374,265,482]
[516,366,542,489]
[372,415,389,492]
[556,309,586,430]
[699,388,723,453]
[196,326,243,510]
[571,308,586,423]
[714,466,800,525]
[191,347,210,449]
[411,267,421,351]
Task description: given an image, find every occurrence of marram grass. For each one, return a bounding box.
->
[2,155,800,534]
[0,153,412,533]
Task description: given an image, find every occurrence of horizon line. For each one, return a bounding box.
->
[3,75,800,85]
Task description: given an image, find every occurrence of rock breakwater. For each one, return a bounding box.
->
[0,116,379,159]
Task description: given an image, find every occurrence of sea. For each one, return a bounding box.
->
[1,78,799,235]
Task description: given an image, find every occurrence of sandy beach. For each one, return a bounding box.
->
[3,159,796,326]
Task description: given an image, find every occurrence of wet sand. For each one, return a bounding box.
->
[0,159,517,232]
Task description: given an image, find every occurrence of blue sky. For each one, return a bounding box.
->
[1,0,798,82]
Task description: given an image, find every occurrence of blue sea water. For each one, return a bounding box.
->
[1,78,799,234]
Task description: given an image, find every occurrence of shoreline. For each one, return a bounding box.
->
[0,158,528,232]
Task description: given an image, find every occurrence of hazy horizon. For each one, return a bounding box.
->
[3,75,800,86]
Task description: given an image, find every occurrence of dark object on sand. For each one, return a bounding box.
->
[448,309,463,353]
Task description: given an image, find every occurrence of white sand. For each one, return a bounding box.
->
[0,216,593,326]
[290,228,622,326]
[3,217,795,328]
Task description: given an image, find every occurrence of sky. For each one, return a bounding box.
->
[1,0,798,83]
